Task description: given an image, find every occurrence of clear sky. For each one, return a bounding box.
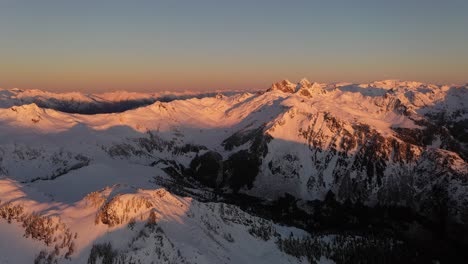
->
[1,0,467,92]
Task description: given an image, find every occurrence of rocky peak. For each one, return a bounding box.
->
[296,79,326,97]
[267,79,297,93]
[297,78,312,89]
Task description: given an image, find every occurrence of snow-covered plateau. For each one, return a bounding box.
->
[0,79,467,263]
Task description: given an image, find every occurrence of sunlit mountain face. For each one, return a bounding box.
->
[0,79,467,263]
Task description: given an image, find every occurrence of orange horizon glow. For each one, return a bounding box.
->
[1,1,467,93]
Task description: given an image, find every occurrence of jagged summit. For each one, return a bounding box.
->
[266,78,329,97]
[296,79,327,97]
[267,79,297,93]
[297,78,312,88]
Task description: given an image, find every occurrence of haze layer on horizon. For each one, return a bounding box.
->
[1,0,467,92]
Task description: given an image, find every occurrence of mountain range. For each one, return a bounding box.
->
[0,79,467,263]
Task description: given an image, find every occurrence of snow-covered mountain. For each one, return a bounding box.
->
[0,79,467,263]
[0,88,246,114]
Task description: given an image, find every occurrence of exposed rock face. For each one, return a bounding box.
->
[267,79,297,93]
[189,151,223,188]
[296,78,327,97]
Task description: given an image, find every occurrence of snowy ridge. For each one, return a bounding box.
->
[0,88,250,114]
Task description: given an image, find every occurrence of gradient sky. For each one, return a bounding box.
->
[1,0,467,92]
